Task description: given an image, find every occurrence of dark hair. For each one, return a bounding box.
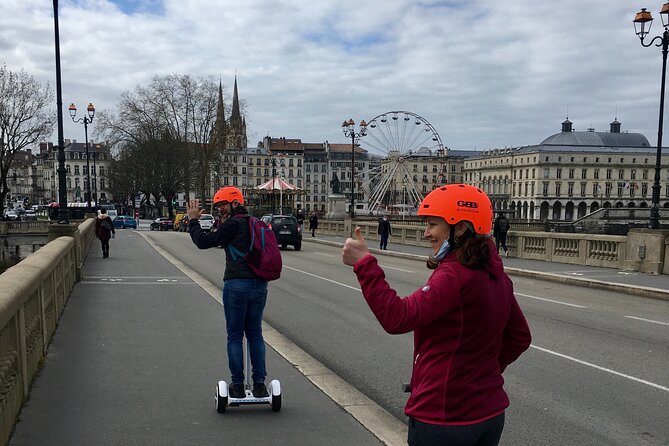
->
[455,232,490,270]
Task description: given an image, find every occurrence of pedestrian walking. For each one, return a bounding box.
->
[308,211,318,237]
[342,184,531,446]
[95,208,115,258]
[186,187,270,399]
[296,209,305,231]
[377,215,392,250]
[493,212,510,257]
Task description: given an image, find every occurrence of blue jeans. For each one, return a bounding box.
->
[222,279,268,384]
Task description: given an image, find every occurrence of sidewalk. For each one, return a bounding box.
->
[9,230,385,446]
[307,234,669,301]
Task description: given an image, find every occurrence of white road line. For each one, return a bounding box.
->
[314,252,335,257]
[380,265,414,273]
[625,315,669,326]
[531,345,669,393]
[283,265,361,291]
[516,292,588,308]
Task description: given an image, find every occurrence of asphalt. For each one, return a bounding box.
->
[8,226,668,446]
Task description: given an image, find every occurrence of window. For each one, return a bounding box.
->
[555,182,561,197]
[606,169,612,180]
[642,183,648,197]
[594,169,599,179]
[580,182,587,197]
[543,168,549,178]
[568,168,575,179]
[568,182,574,197]
[592,183,599,197]
[605,182,612,197]
[643,169,648,180]
[581,169,587,179]
[74,166,80,175]
[556,168,562,179]
[631,169,637,180]
[619,169,625,180]
[617,182,624,197]
[542,182,549,196]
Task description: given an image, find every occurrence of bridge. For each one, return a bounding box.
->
[0,220,668,445]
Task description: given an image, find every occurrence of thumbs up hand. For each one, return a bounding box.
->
[342,227,370,266]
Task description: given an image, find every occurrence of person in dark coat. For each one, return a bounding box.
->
[308,211,318,237]
[493,212,510,257]
[378,216,392,250]
[95,208,115,258]
[296,210,305,231]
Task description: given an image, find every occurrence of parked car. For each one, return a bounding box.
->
[264,215,301,251]
[22,210,37,221]
[150,217,174,231]
[113,215,137,229]
[198,214,214,232]
[3,210,18,221]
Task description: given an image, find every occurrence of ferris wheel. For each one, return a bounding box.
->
[356,111,446,215]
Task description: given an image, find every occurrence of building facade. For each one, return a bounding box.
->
[461,119,669,221]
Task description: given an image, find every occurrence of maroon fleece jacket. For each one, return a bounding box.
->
[353,239,531,425]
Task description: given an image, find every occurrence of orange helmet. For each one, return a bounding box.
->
[417,184,492,234]
[213,186,244,205]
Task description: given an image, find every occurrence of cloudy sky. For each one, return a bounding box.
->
[0,0,664,154]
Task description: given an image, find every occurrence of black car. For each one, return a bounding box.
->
[150,217,174,231]
[263,215,301,251]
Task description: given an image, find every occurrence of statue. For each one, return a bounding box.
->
[330,172,341,194]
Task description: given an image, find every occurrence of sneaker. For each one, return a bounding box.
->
[505,250,509,258]
[229,383,245,399]
[252,382,269,398]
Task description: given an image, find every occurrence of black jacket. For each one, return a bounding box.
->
[189,206,256,280]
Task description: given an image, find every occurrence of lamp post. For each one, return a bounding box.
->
[341,119,367,219]
[52,0,68,223]
[634,3,669,229]
[68,103,95,211]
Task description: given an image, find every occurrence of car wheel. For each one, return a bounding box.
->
[294,242,301,251]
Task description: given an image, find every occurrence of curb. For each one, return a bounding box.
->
[303,238,669,302]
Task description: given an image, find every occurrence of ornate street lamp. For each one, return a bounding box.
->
[69,102,95,211]
[634,3,669,229]
[341,119,367,219]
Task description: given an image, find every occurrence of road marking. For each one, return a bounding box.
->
[516,292,588,308]
[567,272,584,276]
[380,265,414,273]
[283,265,361,291]
[314,252,335,257]
[82,281,194,286]
[625,315,669,326]
[617,271,636,276]
[531,345,669,393]
[138,232,407,446]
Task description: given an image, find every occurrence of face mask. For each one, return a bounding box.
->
[433,239,452,261]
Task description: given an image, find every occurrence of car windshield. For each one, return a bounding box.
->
[200,215,213,220]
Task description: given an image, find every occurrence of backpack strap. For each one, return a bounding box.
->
[228,214,253,261]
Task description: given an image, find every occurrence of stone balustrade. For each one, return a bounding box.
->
[318,219,668,274]
[0,218,94,445]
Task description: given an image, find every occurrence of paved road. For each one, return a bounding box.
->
[143,228,669,446]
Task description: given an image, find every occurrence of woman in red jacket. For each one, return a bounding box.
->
[343,184,531,446]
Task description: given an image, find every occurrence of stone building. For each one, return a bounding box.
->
[461,118,669,221]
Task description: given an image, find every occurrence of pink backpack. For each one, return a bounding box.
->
[230,215,282,281]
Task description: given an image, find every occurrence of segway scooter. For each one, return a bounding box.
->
[215,339,281,413]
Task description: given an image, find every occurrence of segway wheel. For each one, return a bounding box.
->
[215,382,227,413]
[271,393,281,412]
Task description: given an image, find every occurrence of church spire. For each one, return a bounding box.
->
[227,75,247,150]
[210,80,227,151]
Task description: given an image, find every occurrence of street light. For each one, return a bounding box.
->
[68,103,95,211]
[341,118,367,219]
[52,0,68,223]
[634,3,669,229]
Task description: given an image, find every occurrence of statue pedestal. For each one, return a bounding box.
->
[326,194,348,219]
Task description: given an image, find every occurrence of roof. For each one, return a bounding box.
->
[540,131,651,148]
[328,143,367,154]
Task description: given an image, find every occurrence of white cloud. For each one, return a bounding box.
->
[0,0,664,153]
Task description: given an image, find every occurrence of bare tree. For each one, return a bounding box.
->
[96,74,223,215]
[0,65,54,214]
